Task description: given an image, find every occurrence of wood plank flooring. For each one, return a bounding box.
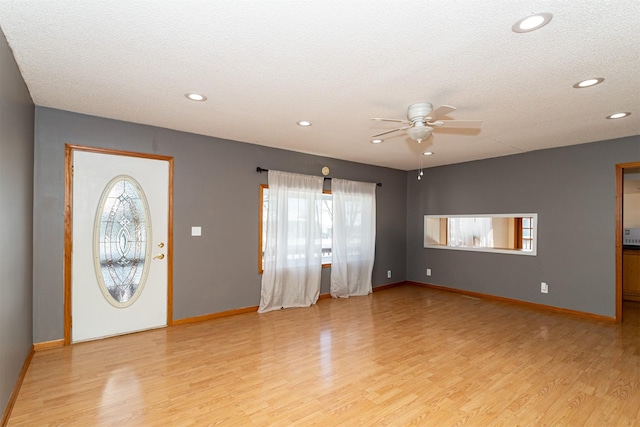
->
[8,285,640,426]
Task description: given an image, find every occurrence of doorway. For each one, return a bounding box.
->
[64,145,174,344]
[616,161,640,322]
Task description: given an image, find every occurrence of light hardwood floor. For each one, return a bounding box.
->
[8,285,640,426]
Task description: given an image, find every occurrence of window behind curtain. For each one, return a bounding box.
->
[260,185,332,272]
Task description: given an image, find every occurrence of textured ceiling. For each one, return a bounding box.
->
[1,0,638,170]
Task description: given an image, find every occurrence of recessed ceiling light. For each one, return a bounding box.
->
[371,139,383,144]
[422,151,434,156]
[512,12,553,33]
[185,93,206,101]
[606,112,631,119]
[297,120,312,126]
[573,78,604,88]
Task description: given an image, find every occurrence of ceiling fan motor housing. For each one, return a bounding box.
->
[408,102,433,122]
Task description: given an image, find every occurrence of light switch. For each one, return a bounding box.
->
[191,226,202,237]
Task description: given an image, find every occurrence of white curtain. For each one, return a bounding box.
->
[258,170,324,313]
[330,178,377,298]
[448,217,493,248]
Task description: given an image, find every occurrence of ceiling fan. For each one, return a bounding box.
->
[371,102,482,143]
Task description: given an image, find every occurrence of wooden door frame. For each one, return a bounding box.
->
[64,144,174,345]
[616,161,640,323]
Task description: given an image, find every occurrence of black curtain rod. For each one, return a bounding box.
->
[256,167,381,187]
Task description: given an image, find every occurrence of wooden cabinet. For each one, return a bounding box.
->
[623,250,640,301]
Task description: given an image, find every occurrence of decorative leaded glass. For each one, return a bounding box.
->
[93,175,151,307]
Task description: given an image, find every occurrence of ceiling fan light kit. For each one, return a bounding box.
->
[406,124,433,143]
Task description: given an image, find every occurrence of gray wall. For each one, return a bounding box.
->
[33,107,408,342]
[406,136,640,317]
[0,30,34,416]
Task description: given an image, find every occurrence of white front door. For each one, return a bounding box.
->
[71,150,170,342]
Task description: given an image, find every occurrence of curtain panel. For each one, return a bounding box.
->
[330,178,377,298]
[258,170,324,313]
[448,217,494,248]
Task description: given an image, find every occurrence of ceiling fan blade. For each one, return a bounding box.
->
[371,126,411,138]
[426,105,456,120]
[371,118,411,124]
[429,119,483,129]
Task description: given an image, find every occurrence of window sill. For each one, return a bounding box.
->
[424,244,537,256]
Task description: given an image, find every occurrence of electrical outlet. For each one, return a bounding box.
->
[426,268,432,276]
[541,282,548,294]
[387,270,392,279]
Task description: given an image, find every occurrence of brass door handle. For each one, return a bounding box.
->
[153,253,165,260]
[157,242,165,248]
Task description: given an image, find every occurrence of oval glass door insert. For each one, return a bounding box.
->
[93,175,152,307]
